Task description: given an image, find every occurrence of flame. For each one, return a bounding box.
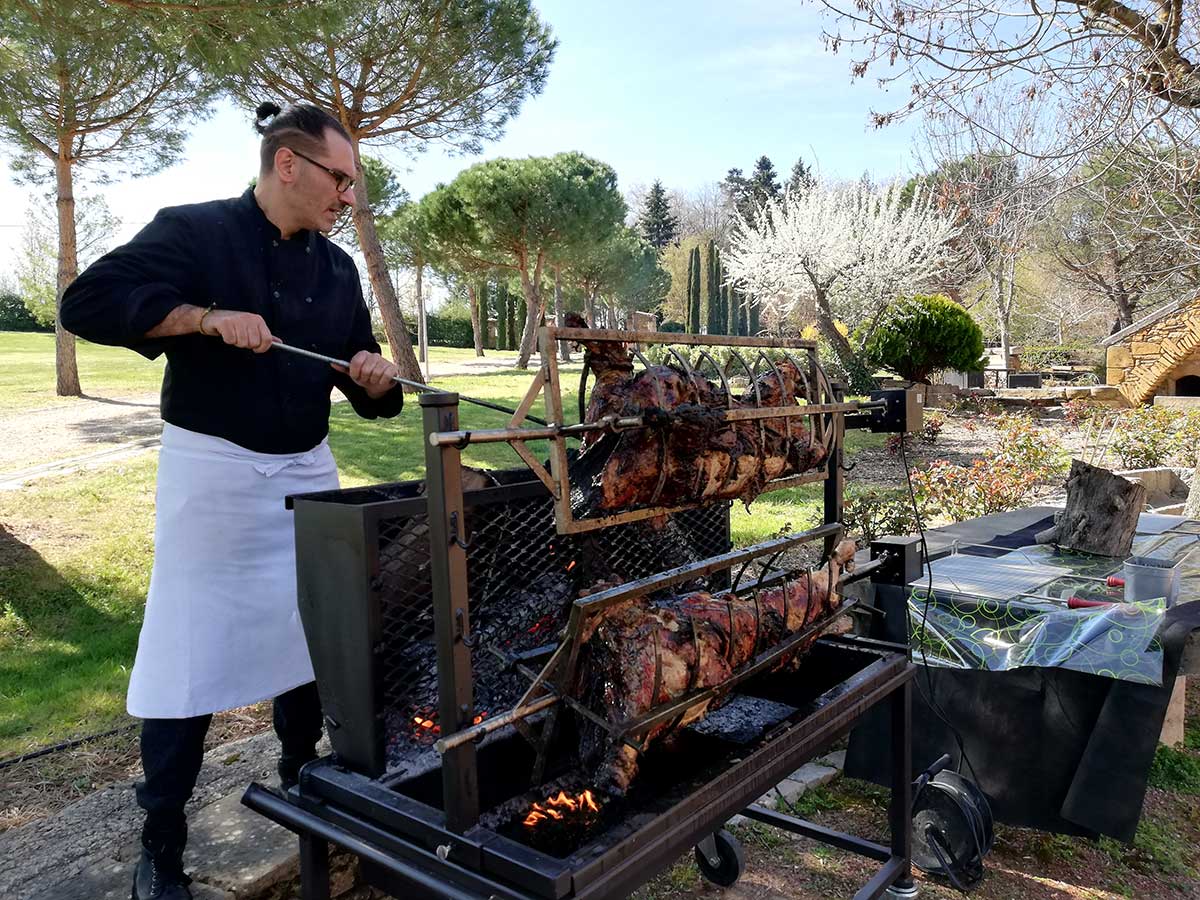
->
[566,560,578,573]
[523,789,601,827]
[473,711,487,726]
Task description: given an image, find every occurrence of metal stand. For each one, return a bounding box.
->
[736,677,915,900]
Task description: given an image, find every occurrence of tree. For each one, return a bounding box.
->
[705,240,727,334]
[415,152,626,367]
[637,179,679,250]
[725,179,958,379]
[819,0,1200,149]
[564,227,666,328]
[688,245,702,333]
[722,156,783,221]
[231,0,556,382]
[788,157,815,195]
[1044,148,1200,331]
[17,195,120,327]
[0,2,216,395]
[863,294,984,384]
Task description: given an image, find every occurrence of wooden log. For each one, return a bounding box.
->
[1036,459,1146,557]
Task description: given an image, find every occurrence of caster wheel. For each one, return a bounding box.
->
[694,829,745,888]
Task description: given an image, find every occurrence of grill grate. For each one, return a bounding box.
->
[375,475,731,773]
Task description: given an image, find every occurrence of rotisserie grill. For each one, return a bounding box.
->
[243,325,922,900]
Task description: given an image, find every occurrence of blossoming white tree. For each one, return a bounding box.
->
[725,179,959,377]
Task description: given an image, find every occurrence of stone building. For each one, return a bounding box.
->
[1103,297,1200,406]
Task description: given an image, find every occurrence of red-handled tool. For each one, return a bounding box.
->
[1105,575,1126,588]
[1067,596,1116,609]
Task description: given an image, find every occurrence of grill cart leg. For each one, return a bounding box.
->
[299,832,331,900]
[886,680,916,898]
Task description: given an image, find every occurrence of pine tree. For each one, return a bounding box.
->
[788,157,815,195]
[637,180,679,250]
[750,156,782,207]
[688,246,702,333]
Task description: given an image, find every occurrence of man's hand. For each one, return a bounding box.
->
[340,350,399,398]
[200,310,274,353]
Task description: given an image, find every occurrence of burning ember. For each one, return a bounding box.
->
[410,710,487,744]
[523,789,601,828]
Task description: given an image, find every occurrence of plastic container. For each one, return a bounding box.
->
[1123,555,1181,606]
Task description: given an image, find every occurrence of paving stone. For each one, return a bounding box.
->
[186,790,299,897]
[790,762,839,790]
[817,749,847,771]
[27,850,233,900]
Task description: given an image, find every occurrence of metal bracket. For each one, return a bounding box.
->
[448,511,471,550]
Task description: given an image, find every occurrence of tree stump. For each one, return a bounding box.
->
[1035,459,1146,557]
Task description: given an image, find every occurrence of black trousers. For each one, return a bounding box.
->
[135,681,322,853]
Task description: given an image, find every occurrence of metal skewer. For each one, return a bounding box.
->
[269,339,549,426]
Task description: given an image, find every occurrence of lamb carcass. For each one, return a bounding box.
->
[568,316,828,511]
[574,540,857,794]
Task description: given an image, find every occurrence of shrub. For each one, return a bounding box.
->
[994,414,1066,478]
[659,320,685,333]
[1110,406,1182,468]
[1020,344,1103,371]
[945,393,1002,418]
[920,411,946,445]
[842,488,922,545]
[912,458,1042,523]
[862,294,984,384]
[1062,398,1106,429]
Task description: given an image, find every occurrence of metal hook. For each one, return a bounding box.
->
[449,511,472,550]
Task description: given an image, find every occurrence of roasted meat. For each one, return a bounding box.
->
[574,540,857,793]
[568,316,828,511]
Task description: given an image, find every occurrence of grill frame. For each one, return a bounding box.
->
[264,326,925,899]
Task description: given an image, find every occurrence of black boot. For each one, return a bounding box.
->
[131,842,192,900]
[278,749,316,792]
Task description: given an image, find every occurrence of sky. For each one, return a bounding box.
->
[0,0,920,279]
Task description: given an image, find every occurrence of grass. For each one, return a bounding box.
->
[0,331,166,412]
[1147,744,1200,795]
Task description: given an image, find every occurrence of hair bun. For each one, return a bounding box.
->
[255,101,282,121]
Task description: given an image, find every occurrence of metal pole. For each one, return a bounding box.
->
[888,679,915,893]
[824,382,846,560]
[421,392,480,832]
[268,340,548,425]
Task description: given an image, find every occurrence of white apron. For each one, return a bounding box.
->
[127,423,339,719]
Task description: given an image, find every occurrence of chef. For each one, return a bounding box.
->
[60,101,404,900]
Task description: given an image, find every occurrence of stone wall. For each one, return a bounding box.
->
[1106,303,1200,404]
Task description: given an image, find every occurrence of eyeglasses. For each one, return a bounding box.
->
[289,148,355,193]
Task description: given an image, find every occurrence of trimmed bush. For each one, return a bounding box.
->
[659,320,685,333]
[863,294,984,384]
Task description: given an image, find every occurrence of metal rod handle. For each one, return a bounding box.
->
[269,340,548,426]
[434,693,559,753]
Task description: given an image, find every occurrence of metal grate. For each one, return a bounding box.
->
[375,474,731,772]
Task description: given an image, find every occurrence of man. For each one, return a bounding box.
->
[60,102,404,900]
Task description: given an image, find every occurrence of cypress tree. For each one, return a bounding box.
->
[688,246,702,334]
[496,281,508,350]
[738,289,749,336]
[728,282,741,336]
[705,240,720,334]
[517,291,528,348]
[720,284,730,337]
[684,248,695,333]
[748,293,760,336]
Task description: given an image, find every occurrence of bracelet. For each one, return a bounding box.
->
[198,304,217,336]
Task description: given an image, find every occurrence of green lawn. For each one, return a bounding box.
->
[0,331,167,412]
[0,347,883,757]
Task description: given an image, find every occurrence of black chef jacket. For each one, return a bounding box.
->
[60,188,403,454]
